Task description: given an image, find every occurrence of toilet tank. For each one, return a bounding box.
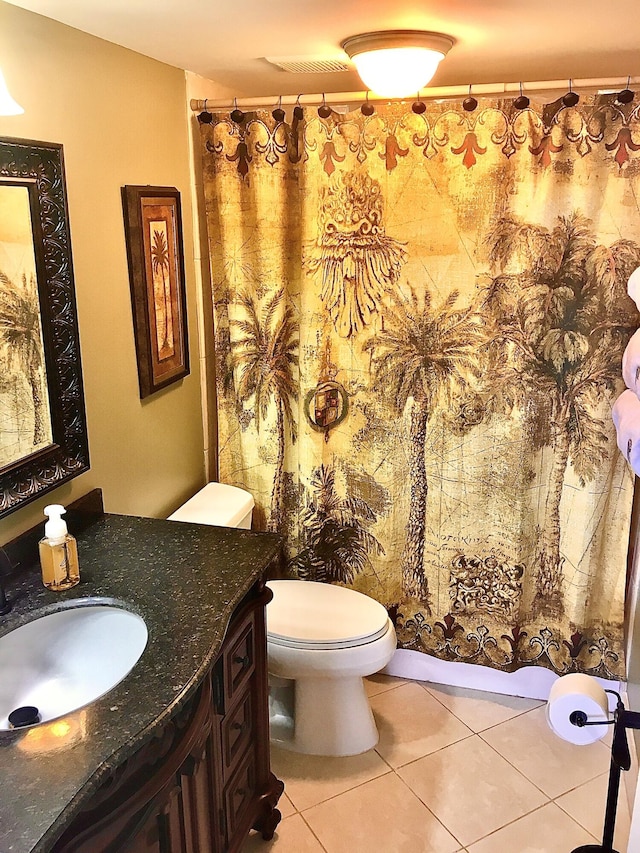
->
[167,483,254,529]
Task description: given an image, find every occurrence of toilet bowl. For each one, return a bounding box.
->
[266,580,397,756]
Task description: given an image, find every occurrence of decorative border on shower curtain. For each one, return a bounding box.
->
[391,606,621,679]
[202,94,640,178]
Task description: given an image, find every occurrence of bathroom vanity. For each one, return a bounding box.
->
[0,505,284,853]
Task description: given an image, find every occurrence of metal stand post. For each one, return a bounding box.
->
[571,702,640,853]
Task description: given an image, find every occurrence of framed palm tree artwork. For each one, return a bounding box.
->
[0,137,89,518]
[122,185,189,398]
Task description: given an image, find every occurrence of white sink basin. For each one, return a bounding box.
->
[0,604,148,730]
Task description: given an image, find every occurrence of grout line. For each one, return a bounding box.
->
[553,772,631,849]
[386,729,476,773]
[393,766,466,849]
[303,769,396,812]
[478,725,610,802]
[465,800,601,849]
[475,727,556,801]
[420,681,545,733]
[372,745,397,772]
[393,731,558,845]
[282,768,395,814]
[297,812,330,852]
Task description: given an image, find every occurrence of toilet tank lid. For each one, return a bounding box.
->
[266,580,390,646]
[168,483,254,528]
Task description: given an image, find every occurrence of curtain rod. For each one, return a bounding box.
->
[190,76,639,112]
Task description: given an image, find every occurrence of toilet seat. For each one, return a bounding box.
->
[266,580,390,650]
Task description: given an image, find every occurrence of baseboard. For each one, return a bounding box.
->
[383,647,621,702]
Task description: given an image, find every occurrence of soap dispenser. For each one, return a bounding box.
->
[39,504,80,591]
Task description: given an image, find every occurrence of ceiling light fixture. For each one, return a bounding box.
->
[342,30,455,99]
[0,68,23,116]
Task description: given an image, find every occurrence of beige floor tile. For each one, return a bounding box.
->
[556,771,631,851]
[466,802,598,852]
[302,772,461,853]
[270,744,391,812]
[424,682,543,732]
[277,792,297,819]
[241,814,325,852]
[372,681,473,768]
[481,705,611,798]
[364,673,406,697]
[398,734,547,847]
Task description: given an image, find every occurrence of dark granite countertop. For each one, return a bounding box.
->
[0,514,282,853]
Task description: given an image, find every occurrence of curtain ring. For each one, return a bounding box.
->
[272,96,285,122]
[412,90,426,115]
[231,97,245,123]
[463,83,478,112]
[318,93,332,119]
[514,83,530,111]
[361,91,375,116]
[562,79,580,108]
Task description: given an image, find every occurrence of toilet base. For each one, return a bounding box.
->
[269,674,378,756]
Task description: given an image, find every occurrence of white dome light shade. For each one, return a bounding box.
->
[342,31,455,99]
[0,69,23,116]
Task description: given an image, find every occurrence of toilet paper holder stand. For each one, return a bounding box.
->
[568,688,640,853]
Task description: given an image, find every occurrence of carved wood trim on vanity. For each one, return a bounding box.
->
[51,577,284,853]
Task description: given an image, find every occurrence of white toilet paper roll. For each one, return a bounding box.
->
[546,673,610,745]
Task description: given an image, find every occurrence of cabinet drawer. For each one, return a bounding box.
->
[224,612,256,703]
[223,746,257,843]
[221,684,254,780]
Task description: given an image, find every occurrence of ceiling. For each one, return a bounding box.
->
[5,0,640,100]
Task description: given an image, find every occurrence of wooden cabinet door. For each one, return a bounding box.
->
[50,579,283,853]
[179,718,224,852]
[51,681,217,853]
[118,783,184,853]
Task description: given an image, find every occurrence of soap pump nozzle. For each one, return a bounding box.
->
[44,504,68,546]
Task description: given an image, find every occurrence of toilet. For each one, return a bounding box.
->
[266,580,396,756]
[168,484,397,757]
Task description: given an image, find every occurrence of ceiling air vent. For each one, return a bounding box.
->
[265,56,351,74]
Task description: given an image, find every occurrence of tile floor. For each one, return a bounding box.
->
[242,674,632,853]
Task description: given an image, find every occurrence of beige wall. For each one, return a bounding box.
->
[0,1,205,543]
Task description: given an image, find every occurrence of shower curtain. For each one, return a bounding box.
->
[199,96,640,679]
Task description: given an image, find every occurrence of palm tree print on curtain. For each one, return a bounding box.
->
[200,97,640,678]
[290,463,384,583]
[481,213,640,618]
[364,286,487,607]
[231,288,299,533]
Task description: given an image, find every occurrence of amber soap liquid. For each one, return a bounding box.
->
[39,537,80,591]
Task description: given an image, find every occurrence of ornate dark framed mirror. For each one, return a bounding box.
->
[0,136,89,519]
